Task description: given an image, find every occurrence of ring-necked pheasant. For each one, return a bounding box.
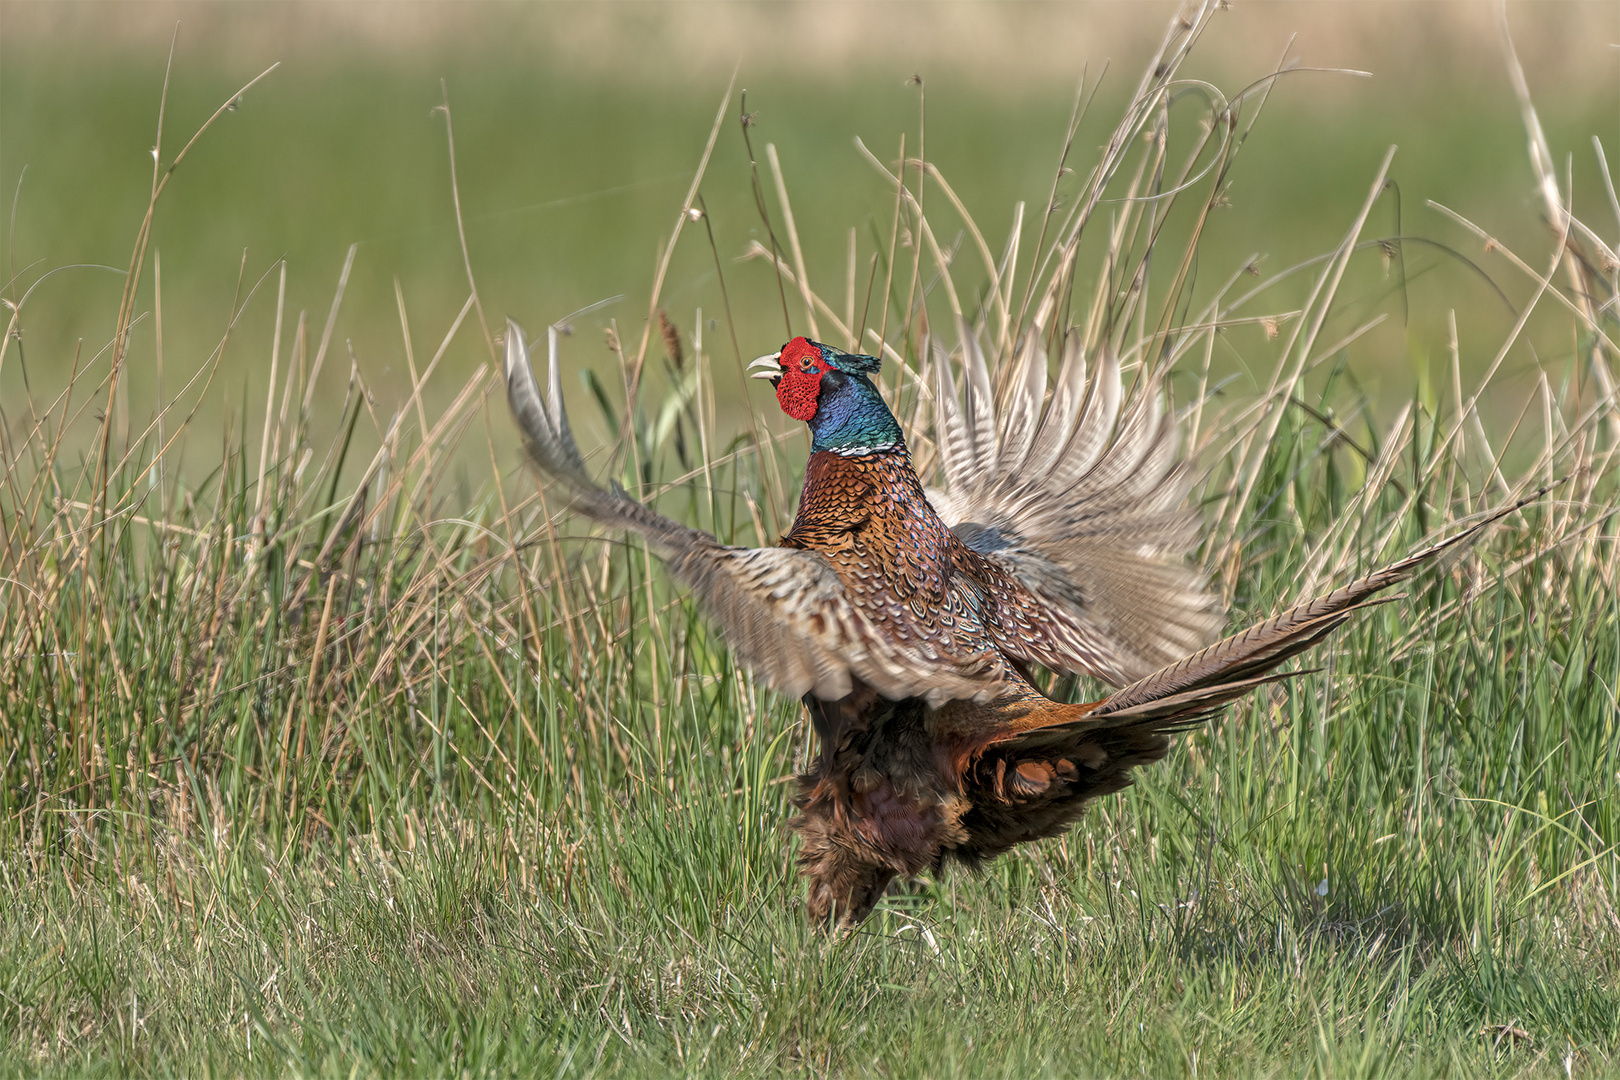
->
[505,324,1527,926]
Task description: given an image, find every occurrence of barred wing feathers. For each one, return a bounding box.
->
[505,320,1002,707]
[928,328,1222,686]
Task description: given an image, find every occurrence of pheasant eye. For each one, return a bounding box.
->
[800,355,817,373]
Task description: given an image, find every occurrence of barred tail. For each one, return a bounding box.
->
[1088,488,1548,727]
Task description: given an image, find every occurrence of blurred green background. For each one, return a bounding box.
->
[2,1,1616,467]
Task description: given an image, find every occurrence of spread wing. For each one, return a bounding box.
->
[926,325,1222,686]
[504,320,1004,706]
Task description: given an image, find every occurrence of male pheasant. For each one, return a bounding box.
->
[505,324,1524,927]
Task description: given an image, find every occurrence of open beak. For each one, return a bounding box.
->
[748,352,782,381]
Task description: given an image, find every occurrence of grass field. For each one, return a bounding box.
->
[2,3,1619,1077]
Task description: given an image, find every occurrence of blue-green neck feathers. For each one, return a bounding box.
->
[809,371,905,455]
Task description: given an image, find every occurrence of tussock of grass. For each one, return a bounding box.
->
[2,3,1618,1076]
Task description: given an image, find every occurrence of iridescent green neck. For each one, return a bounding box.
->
[808,372,905,455]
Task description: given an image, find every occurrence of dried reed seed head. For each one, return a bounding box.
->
[1261,318,1280,341]
[604,326,621,353]
[658,309,684,371]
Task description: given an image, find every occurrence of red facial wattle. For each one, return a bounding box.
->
[774,338,825,422]
[776,371,821,422]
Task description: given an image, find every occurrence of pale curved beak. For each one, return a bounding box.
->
[748,352,782,380]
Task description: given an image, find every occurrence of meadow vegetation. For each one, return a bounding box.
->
[1,4,1618,1076]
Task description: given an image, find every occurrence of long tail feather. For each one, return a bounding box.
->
[1089,488,1549,724]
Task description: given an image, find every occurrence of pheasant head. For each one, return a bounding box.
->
[749,337,904,455]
